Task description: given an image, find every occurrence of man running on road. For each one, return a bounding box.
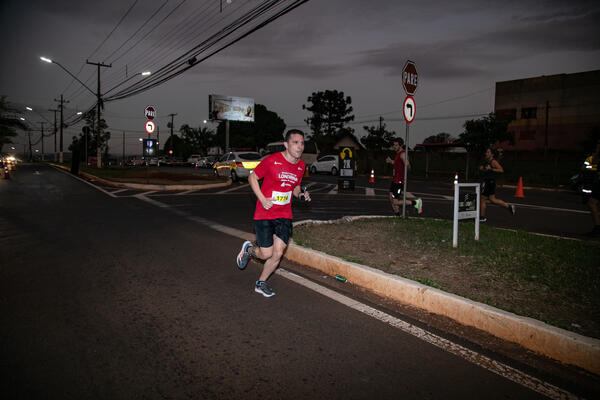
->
[236,129,311,297]
[385,138,422,216]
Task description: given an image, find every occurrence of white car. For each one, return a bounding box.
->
[310,155,339,175]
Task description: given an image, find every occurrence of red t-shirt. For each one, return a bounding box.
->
[252,152,305,220]
[393,150,406,184]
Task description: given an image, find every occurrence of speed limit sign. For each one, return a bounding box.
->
[145,120,156,134]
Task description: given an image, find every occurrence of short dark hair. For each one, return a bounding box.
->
[392,138,403,145]
[285,129,304,141]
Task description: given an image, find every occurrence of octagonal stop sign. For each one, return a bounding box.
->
[402,60,418,95]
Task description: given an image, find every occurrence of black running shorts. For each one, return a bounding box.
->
[254,218,293,247]
[482,179,496,196]
[389,182,404,200]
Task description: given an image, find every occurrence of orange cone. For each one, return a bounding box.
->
[514,177,525,198]
[369,169,375,183]
[304,167,309,177]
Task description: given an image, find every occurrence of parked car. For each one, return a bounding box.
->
[196,155,217,168]
[187,154,202,166]
[213,151,262,181]
[310,155,339,175]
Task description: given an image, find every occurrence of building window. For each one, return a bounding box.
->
[496,108,516,121]
[519,130,536,140]
[521,107,537,119]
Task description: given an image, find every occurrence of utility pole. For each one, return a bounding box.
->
[544,101,550,159]
[53,96,68,163]
[49,109,58,161]
[40,122,45,161]
[169,113,177,157]
[27,129,32,161]
[86,60,112,167]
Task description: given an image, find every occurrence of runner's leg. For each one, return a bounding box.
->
[258,235,287,282]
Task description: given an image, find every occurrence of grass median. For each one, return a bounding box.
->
[293,218,600,339]
[79,166,227,185]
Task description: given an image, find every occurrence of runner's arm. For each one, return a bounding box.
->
[249,172,273,210]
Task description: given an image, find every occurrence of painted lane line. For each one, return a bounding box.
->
[110,188,129,194]
[365,187,375,196]
[52,166,117,198]
[175,190,198,196]
[216,183,249,194]
[328,184,338,194]
[131,194,577,399]
[278,269,578,400]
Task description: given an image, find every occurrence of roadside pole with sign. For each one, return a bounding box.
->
[337,146,355,192]
[452,183,481,247]
[401,59,418,217]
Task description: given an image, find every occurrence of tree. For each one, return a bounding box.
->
[69,109,110,159]
[302,90,355,151]
[215,103,286,150]
[0,96,26,153]
[458,113,513,156]
[423,132,456,144]
[162,134,186,157]
[180,124,216,157]
[361,122,395,150]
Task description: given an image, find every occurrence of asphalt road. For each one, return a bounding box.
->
[1,163,596,399]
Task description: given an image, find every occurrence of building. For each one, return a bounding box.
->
[494,70,600,152]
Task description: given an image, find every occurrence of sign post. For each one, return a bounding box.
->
[452,183,481,248]
[337,146,355,192]
[401,60,418,218]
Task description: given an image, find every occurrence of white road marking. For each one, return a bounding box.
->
[216,183,249,194]
[277,269,577,400]
[130,193,577,400]
[175,189,198,195]
[110,188,129,194]
[365,187,375,196]
[64,172,584,398]
[328,184,338,194]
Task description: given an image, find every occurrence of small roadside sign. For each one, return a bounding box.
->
[144,106,156,120]
[145,120,156,134]
[403,96,416,124]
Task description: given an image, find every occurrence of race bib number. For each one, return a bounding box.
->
[271,190,292,205]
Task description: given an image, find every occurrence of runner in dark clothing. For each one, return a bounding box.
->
[479,148,515,222]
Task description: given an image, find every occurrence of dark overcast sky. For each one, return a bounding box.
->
[1,0,599,155]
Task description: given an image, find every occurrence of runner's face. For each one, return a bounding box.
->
[284,133,304,159]
[393,142,401,152]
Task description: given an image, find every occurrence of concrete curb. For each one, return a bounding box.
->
[49,163,231,191]
[285,217,600,376]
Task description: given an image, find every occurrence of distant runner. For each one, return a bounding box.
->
[236,129,310,297]
[385,138,422,216]
[479,148,515,222]
[582,140,600,237]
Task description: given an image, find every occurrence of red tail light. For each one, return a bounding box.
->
[236,162,243,167]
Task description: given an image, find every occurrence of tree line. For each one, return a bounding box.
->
[1,92,515,160]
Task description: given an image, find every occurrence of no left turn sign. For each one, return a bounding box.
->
[403,96,416,124]
[145,120,156,134]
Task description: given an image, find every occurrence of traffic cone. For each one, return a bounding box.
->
[304,167,309,177]
[514,177,525,198]
[369,169,375,183]
[453,172,458,190]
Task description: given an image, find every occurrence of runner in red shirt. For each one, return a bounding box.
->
[385,138,422,216]
[236,129,310,297]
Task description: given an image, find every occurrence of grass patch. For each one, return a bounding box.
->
[294,218,600,338]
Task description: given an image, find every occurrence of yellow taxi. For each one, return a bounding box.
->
[212,151,262,182]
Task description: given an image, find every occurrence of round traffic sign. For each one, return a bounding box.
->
[145,120,156,134]
[402,60,418,95]
[144,105,156,120]
[403,96,416,124]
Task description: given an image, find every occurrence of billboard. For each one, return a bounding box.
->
[209,94,254,122]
